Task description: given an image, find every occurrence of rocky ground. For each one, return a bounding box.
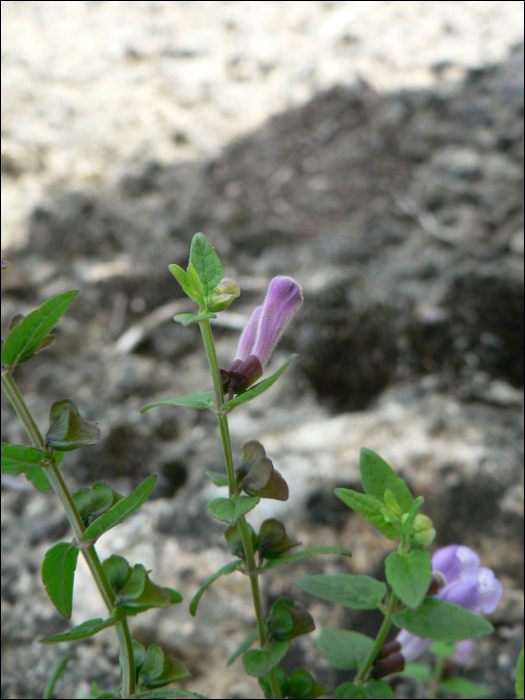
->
[1,2,524,699]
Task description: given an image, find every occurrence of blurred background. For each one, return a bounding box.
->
[1,2,524,698]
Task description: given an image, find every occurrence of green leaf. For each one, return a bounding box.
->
[116,564,174,612]
[206,471,229,487]
[242,639,291,677]
[139,643,190,688]
[141,391,214,412]
[394,662,432,681]
[260,546,352,572]
[227,628,259,665]
[45,399,101,451]
[385,549,432,609]
[42,653,74,700]
[40,615,119,643]
[81,475,157,542]
[517,648,524,699]
[168,263,199,302]
[190,560,243,616]
[41,543,79,619]
[393,597,494,641]
[1,442,52,492]
[173,312,216,326]
[133,691,207,699]
[334,488,399,539]
[295,574,386,610]
[189,232,224,300]
[335,680,395,699]
[429,641,456,658]
[439,678,491,697]
[288,668,330,699]
[207,495,260,524]
[221,355,298,410]
[317,629,374,670]
[360,448,413,513]
[1,290,78,369]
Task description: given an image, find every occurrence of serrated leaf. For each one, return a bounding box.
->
[221,354,298,410]
[385,549,432,609]
[318,629,374,670]
[81,475,157,542]
[41,543,79,618]
[207,496,260,524]
[393,597,494,641]
[295,574,386,610]
[335,680,394,699]
[242,639,290,677]
[168,263,199,301]
[141,391,214,412]
[394,662,432,681]
[439,678,491,697]
[227,628,259,666]
[190,560,243,616]
[189,233,224,301]
[1,442,52,492]
[206,471,229,487]
[173,312,216,326]
[360,448,413,513]
[1,290,78,369]
[334,488,400,539]
[40,616,119,643]
[260,546,352,572]
[45,399,101,451]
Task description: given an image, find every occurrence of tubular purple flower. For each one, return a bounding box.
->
[221,276,303,394]
[389,545,502,665]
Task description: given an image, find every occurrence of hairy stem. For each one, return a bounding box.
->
[199,320,283,699]
[1,373,136,698]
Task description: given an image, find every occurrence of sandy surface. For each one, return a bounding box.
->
[1,1,524,250]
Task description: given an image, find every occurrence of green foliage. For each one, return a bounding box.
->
[141,391,214,412]
[317,629,374,670]
[173,312,216,326]
[72,481,123,528]
[266,597,315,641]
[41,543,79,619]
[227,628,260,666]
[335,680,394,699]
[394,662,432,681]
[45,398,101,451]
[189,560,244,616]
[259,667,330,699]
[81,475,157,543]
[207,495,260,524]
[242,640,291,677]
[259,546,352,572]
[221,355,298,411]
[295,574,387,610]
[189,232,224,301]
[225,522,258,559]
[258,518,301,559]
[40,616,120,643]
[105,560,182,614]
[334,488,400,539]
[206,470,229,486]
[439,678,491,697]
[516,649,524,699]
[42,654,74,700]
[1,290,78,370]
[1,442,51,492]
[393,597,494,640]
[359,448,413,513]
[385,549,432,609]
[136,643,189,689]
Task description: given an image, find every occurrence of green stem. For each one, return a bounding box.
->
[1,373,136,698]
[354,592,399,685]
[199,320,283,699]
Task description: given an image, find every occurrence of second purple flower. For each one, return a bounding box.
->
[221,276,303,394]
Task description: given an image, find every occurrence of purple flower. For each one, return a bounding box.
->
[221,276,303,394]
[388,545,502,664]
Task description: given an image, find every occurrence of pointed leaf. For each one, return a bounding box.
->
[40,616,119,643]
[296,574,386,610]
[259,546,351,572]
[173,312,216,326]
[516,648,524,700]
[168,263,199,301]
[393,597,494,641]
[206,471,229,487]
[227,628,259,665]
[242,639,291,677]
[81,475,157,542]
[2,291,78,369]
[221,355,298,410]
[360,448,413,513]
[1,442,52,492]
[141,391,214,412]
[318,629,374,670]
[42,543,79,618]
[394,662,432,681]
[190,560,243,616]
[207,495,260,524]
[45,399,101,451]
[189,232,224,300]
[385,549,432,609]
[439,678,491,697]
[335,488,400,539]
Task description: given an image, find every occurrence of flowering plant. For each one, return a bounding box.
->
[1,234,521,699]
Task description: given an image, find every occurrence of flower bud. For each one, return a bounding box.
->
[410,513,436,546]
[208,277,240,312]
[267,598,315,640]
